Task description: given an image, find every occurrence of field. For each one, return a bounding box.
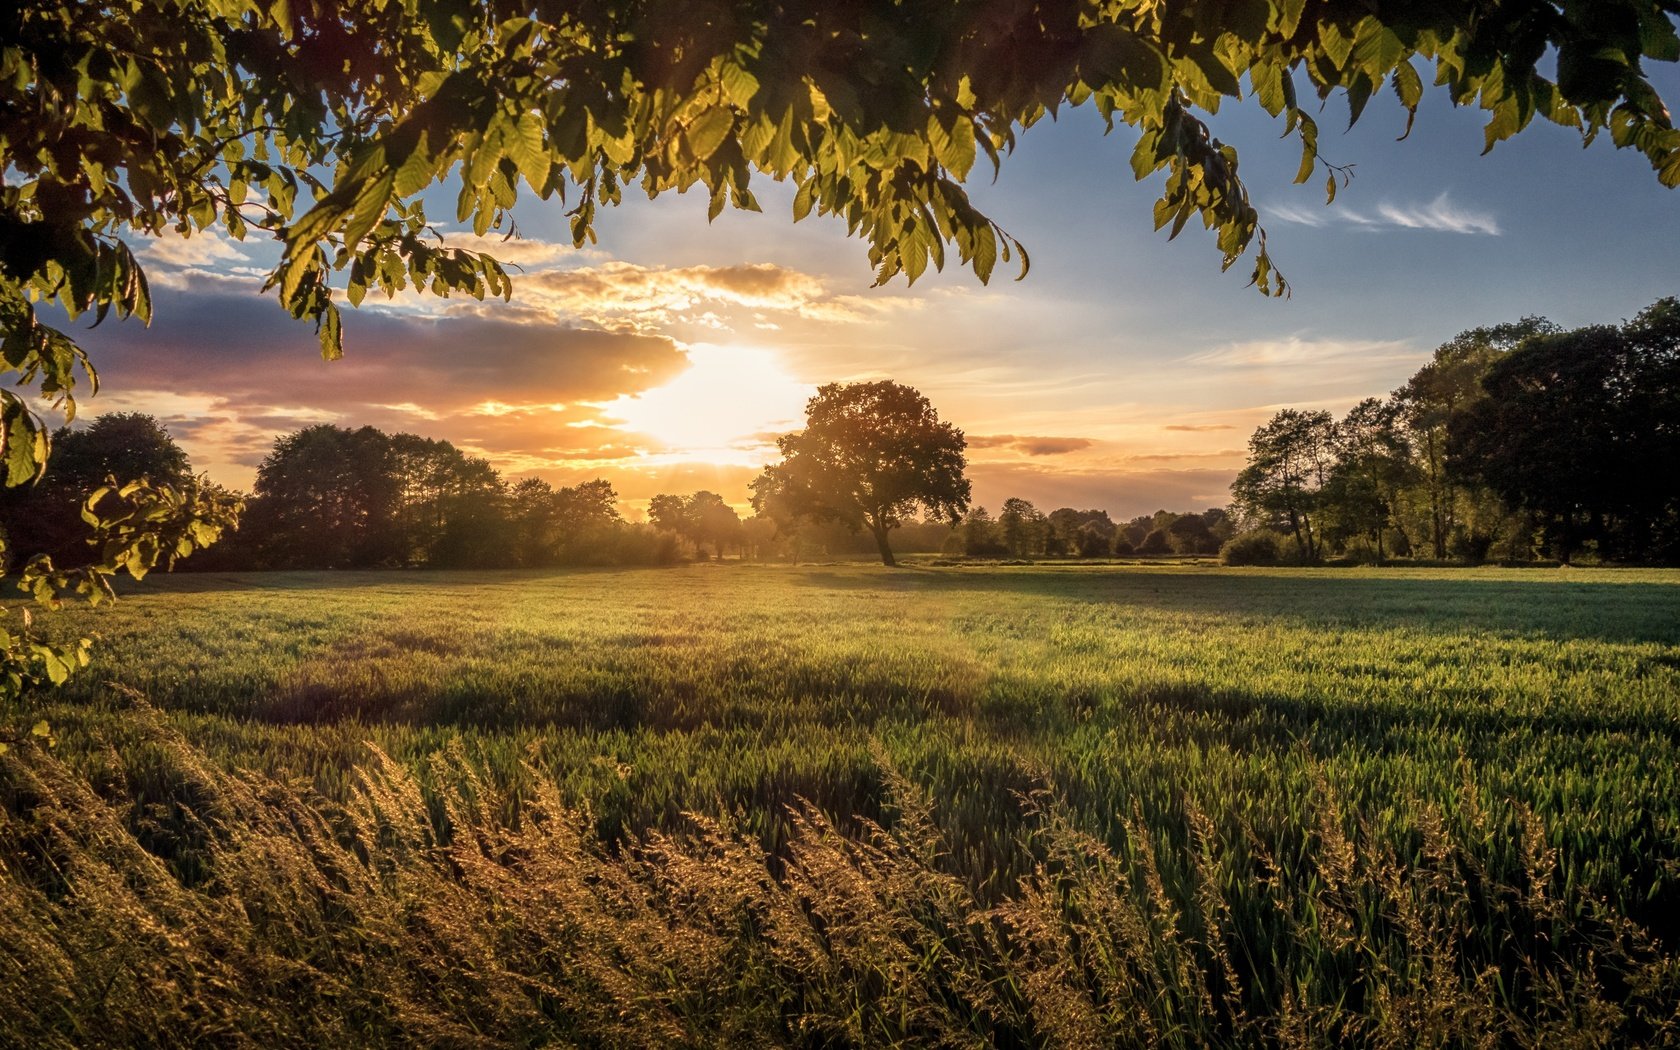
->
[5,562,1680,1046]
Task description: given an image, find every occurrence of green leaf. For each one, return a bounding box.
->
[2,402,47,487]
[507,112,550,189]
[342,171,395,248]
[1392,61,1422,139]
[318,299,343,361]
[685,106,735,162]
[718,60,759,108]
[792,179,816,221]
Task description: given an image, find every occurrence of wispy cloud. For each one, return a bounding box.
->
[1269,191,1500,235]
[1184,336,1419,369]
[1162,423,1234,432]
[967,434,1096,457]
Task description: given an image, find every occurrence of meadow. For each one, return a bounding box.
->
[5,562,1680,1047]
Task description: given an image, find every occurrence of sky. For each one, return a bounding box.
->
[70,63,1680,521]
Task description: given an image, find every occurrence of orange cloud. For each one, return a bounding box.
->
[514,262,827,329]
[966,434,1095,456]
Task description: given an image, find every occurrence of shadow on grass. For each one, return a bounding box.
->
[792,566,1680,646]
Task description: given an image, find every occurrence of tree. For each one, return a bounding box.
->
[241,425,401,569]
[508,477,559,567]
[686,491,744,559]
[1166,512,1217,555]
[1391,319,1556,557]
[998,497,1048,557]
[1323,397,1414,559]
[647,490,742,558]
[958,507,1007,558]
[1231,409,1336,561]
[551,479,624,563]
[753,382,968,566]
[1048,507,1116,557]
[388,433,506,565]
[1450,307,1680,564]
[0,413,194,567]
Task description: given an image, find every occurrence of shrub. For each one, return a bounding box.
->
[1220,529,1287,566]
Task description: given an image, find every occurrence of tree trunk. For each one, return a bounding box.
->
[870,520,896,566]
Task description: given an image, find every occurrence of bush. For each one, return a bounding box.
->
[1111,538,1135,556]
[1220,529,1287,566]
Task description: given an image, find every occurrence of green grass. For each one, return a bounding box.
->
[6,563,1680,1046]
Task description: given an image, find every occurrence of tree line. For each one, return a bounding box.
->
[11,297,1674,577]
[1229,296,1680,565]
[0,401,1232,574]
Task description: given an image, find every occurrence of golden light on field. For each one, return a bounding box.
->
[599,343,812,463]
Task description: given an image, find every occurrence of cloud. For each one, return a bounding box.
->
[68,286,688,484]
[138,229,254,269]
[437,231,577,270]
[1183,336,1418,370]
[1268,192,1500,235]
[1123,449,1244,463]
[966,434,1096,456]
[514,261,827,329]
[1162,423,1234,432]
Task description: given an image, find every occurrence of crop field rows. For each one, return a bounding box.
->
[5,563,1680,1046]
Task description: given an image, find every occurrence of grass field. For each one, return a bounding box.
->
[6,562,1680,1046]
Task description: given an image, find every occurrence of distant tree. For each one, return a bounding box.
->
[1231,409,1336,561]
[241,425,401,569]
[1391,319,1556,557]
[1202,507,1237,546]
[388,433,506,566]
[646,490,741,559]
[1120,515,1154,550]
[508,478,558,567]
[1166,513,1217,555]
[959,506,1007,557]
[740,515,783,561]
[0,413,195,567]
[1451,305,1680,564]
[998,497,1048,558]
[1075,522,1114,558]
[648,494,689,536]
[1324,398,1415,559]
[747,481,811,563]
[552,480,624,563]
[751,382,969,567]
[686,491,744,559]
[1137,528,1173,555]
[1049,508,1117,558]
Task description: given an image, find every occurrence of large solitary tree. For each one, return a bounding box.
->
[751,381,969,566]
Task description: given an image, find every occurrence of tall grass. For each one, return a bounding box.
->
[4,563,1680,1044]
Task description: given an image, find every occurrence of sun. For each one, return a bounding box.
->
[598,343,813,463]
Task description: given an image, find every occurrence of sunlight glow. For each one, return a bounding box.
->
[597,343,813,464]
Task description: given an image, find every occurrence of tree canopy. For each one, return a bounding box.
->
[752,381,969,566]
[1232,296,1680,565]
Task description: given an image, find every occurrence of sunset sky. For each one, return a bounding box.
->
[73,74,1680,520]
